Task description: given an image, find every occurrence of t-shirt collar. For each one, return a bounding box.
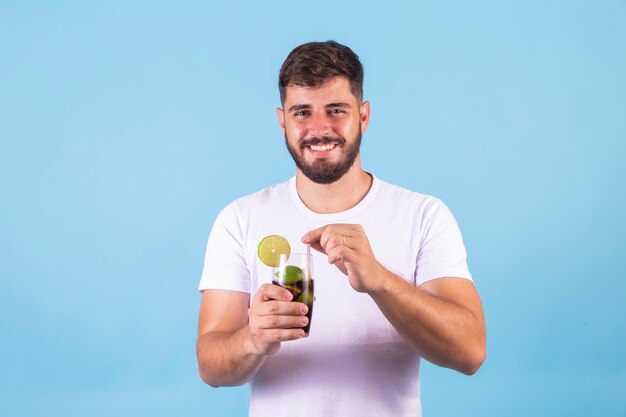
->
[289,173,380,222]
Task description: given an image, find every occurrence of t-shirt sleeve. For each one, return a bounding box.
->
[198,202,251,293]
[415,199,473,286]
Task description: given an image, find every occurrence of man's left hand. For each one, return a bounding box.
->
[302,224,385,293]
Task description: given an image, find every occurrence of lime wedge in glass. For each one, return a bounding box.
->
[283,284,303,300]
[296,289,313,305]
[277,265,304,285]
[257,235,291,267]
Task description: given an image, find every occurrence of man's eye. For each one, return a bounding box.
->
[329,108,345,114]
[294,111,310,116]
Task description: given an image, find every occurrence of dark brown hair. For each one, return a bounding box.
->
[278,41,364,105]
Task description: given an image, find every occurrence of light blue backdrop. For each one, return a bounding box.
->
[1,1,625,416]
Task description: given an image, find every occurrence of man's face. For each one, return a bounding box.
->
[277,77,370,184]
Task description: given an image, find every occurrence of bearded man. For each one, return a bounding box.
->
[196,40,486,417]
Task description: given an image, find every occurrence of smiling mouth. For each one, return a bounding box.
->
[308,143,337,151]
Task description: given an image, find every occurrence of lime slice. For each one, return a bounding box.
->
[296,289,313,306]
[257,235,291,267]
[282,265,304,285]
[283,284,303,300]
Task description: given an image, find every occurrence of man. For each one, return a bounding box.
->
[197,41,486,417]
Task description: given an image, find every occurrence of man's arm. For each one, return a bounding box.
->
[196,290,262,387]
[303,224,486,375]
[196,286,309,387]
[370,274,485,375]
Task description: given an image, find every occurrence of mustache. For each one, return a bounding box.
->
[299,136,345,149]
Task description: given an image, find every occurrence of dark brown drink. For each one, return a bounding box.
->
[273,275,314,335]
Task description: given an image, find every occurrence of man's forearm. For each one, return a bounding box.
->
[196,326,267,387]
[368,269,486,375]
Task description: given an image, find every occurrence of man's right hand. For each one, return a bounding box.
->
[247,283,309,355]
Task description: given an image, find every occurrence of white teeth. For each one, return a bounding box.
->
[310,144,336,151]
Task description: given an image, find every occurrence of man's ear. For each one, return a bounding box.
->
[276,107,285,135]
[360,101,371,134]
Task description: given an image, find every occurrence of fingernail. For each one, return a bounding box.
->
[300,304,308,314]
[285,292,293,301]
[301,235,308,243]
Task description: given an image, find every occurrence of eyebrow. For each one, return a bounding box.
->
[287,102,352,112]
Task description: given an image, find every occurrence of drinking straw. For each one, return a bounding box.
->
[306,226,312,278]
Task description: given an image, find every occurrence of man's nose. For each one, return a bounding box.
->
[309,112,331,136]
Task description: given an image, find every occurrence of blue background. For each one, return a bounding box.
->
[1,1,625,416]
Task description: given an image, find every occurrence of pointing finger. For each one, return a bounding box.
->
[301,226,325,245]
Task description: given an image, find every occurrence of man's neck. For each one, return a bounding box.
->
[295,161,373,214]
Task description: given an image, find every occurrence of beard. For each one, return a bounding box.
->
[285,127,362,184]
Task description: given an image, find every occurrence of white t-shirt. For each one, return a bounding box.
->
[199,175,472,417]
